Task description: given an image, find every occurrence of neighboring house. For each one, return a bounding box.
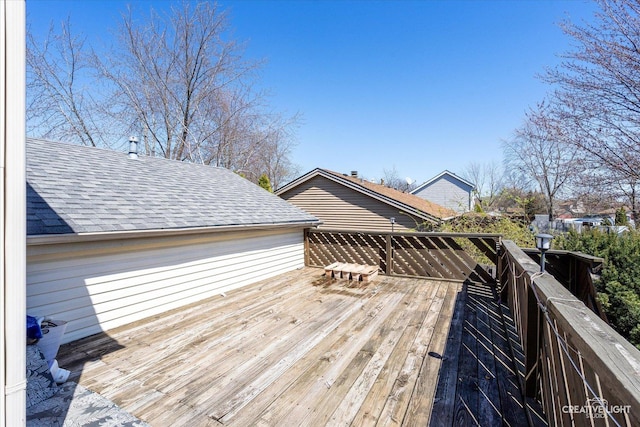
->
[26,138,319,344]
[275,168,456,232]
[411,170,476,213]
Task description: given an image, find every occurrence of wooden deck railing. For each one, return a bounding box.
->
[523,248,608,322]
[305,229,640,426]
[500,240,640,426]
[304,228,501,283]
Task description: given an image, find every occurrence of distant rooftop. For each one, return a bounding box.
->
[277,168,457,221]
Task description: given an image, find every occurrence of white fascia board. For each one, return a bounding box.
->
[27,221,319,246]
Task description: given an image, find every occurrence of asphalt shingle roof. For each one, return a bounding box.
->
[320,169,458,220]
[26,138,318,235]
[277,168,457,221]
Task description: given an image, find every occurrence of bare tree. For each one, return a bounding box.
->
[504,101,581,220]
[26,1,300,185]
[27,19,113,146]
[576,163,640,219]
[93,2,262,162]
[381,166,416,192]
[546,0,640,183]
[250,114,301,190]
[462,160,503,210]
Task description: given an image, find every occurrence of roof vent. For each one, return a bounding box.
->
[128,136,139,159]
[351,170,358,178]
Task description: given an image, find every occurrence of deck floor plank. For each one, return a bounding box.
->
[247,278,419,426]
[452,282,480,426]
[348,283,448,425]
[473,283,503,426]
[308,279,440,427]
[224,279,409,427]
[56,268,534,426]
[365,281,447,427]
[402,281,461,426]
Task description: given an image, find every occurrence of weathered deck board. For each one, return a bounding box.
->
[57,267,532,426]
[403,282,460,426]
[430,281,536,426]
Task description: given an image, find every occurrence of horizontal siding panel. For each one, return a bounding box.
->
[27,230,294,286]
[27,230,304,344]
[413,178,470,213]
[27,238,301,298]
[280,176,423,232]
[27,243,302,310]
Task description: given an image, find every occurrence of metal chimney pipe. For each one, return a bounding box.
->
[128,136,139,159]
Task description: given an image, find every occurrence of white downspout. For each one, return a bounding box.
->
[2,1,27,425]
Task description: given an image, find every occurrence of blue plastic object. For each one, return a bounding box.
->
[27,315,43,341]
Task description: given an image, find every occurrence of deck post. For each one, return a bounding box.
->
[524,285,541,398]
[385,234,393,275]
[496,238,504,295]
[303,228,310,267]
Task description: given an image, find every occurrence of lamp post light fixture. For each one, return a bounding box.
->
[390,217,395,233]
[535,233,554,272]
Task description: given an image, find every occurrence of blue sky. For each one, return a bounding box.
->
[27,0,597,185]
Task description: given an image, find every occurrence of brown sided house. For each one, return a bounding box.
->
[276,168,456,232]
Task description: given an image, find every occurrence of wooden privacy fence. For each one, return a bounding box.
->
[500,240,640,427]
[304,228,501,283]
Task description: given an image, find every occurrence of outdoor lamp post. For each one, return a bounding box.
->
[390,217,395,233]
[535,233,553,273]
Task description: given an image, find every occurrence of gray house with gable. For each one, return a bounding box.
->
[411,170,476,214]
[26,138,319,343]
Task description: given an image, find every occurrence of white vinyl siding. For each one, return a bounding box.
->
[279,176,424,232]
[27,229,304,343]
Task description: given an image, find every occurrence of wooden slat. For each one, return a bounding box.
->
[468,236,499,264]
[453,283,480,425]
[306,229,501,283]
[393,235,451,279]
[441,236,495,283]
[403,282,461,426]
[429,283,468,424]
[472,284,503,426]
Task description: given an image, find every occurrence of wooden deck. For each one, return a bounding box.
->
[57,267,531,426]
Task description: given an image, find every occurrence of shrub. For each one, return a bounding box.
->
[556,229,640,349]
[440,213,535,248]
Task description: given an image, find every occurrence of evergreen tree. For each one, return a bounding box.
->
[615,207,628,226]
[258,174,273,193]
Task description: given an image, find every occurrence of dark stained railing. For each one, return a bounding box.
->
[304,228,501,283]
[500,240,640,427]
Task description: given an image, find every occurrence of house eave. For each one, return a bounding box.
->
[27,220,320,246]
[411,170,476,195]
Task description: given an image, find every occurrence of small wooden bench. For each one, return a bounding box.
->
[341,263,366,281]
[360,265,379,282]
[324,262,345,279]
[324,262,379,282]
